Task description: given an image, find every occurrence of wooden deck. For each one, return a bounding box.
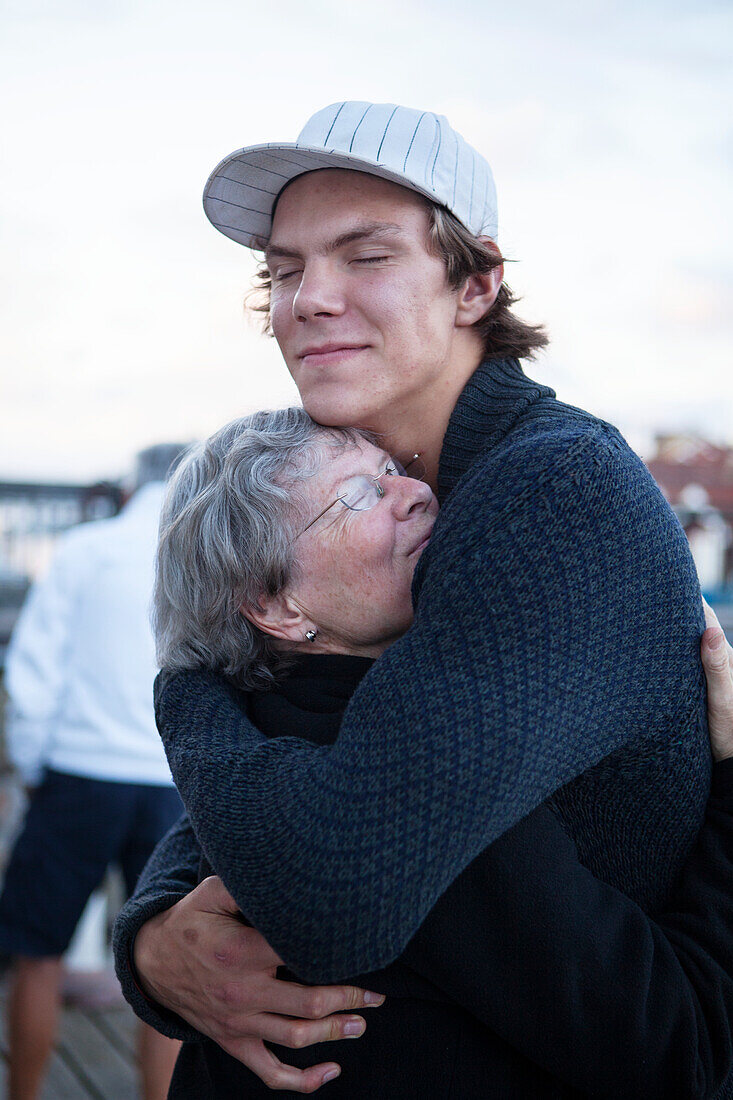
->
[0,979,143,1099]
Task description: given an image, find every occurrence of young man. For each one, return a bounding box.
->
[114,104,733,1093]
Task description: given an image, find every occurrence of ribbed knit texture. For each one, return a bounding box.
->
[119,358,710,987]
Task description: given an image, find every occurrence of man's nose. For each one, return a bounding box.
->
[292,261,346,322]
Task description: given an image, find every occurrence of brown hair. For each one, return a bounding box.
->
[248,199,548,361]
[426,205,548,360]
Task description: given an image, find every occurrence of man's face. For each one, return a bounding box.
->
[266,170,463,433]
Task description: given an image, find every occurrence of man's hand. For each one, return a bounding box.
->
[702,601,733,762]
[133,876,384,1092]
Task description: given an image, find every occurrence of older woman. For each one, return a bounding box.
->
[126,406,733,1099]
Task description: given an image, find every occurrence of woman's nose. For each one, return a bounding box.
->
[292,262,346,322]
[390,476,434,519]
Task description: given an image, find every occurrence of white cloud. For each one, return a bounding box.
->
[1,0,731,478]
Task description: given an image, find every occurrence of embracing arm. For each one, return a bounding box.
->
[397,615,733,1099]
[141,619,733,1098]
[137,769,733,1098]
[396,616,733,1099]
[158,427,705,980]
[113,811,386,1093]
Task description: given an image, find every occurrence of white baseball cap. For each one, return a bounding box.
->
[203,101,498,250]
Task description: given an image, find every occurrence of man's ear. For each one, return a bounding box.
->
[455,239,504,328]
[241,592,312,644]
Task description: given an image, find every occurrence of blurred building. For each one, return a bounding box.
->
[645,435,733,601]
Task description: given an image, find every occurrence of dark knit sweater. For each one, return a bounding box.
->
[141,358,709,982]
[152,656,733,1099]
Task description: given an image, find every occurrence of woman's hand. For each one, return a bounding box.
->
[701,600,733,762]
[133,876,385,1092]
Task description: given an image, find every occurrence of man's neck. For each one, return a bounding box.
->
[373,345,484,494]
[389,412,451,496]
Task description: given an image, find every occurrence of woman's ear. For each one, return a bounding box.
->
[455,240,504,328]
[241,592,313,644]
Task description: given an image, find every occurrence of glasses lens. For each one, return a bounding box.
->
[339,475,379,511]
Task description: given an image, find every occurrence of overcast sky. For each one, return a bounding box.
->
[1,0,731,480]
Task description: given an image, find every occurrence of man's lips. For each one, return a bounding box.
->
[298,344,369,366]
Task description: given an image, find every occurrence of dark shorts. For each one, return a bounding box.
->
[0,769,182,958]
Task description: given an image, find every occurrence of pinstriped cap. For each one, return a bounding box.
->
[203,101,498,250]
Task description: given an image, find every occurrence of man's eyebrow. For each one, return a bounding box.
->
[265,223,406,262]
[328,224,406,252]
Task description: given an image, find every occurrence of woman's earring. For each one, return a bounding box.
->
[305,629,317,642]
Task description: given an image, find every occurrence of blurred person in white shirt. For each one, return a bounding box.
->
[0,443,187,1100]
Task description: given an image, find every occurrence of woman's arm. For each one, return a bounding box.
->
[113,811,386,1095]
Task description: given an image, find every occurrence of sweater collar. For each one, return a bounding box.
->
[437,357,555,503]
[275,653,375,711]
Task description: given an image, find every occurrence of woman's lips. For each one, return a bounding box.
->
[409,524,435,557]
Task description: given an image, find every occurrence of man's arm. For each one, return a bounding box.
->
[134,792,733,1100]
[407,617,733,1099]
[157,426,705,981]
[4,538,80,786]
[137,623,733,1098]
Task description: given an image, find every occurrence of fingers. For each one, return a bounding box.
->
[246,1010,366,1048]
[266,980,385,1019]
[189,970,384,1041]
[221,1037,341,1093]
[701,602,733,669]
[701,626,733,677]
[702,597,719,630]
[701,625,733,763]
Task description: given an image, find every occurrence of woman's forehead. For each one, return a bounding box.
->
[311,438,387,494]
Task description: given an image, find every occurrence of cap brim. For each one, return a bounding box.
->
[202,142,445,249]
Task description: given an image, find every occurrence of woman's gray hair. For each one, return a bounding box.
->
[153,407,369,690]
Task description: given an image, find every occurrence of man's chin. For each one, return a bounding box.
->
[300,390,378,431]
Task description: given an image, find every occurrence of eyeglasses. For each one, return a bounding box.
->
[297,453,424,537]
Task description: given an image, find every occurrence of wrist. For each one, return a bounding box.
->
[132,911,168,1004]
